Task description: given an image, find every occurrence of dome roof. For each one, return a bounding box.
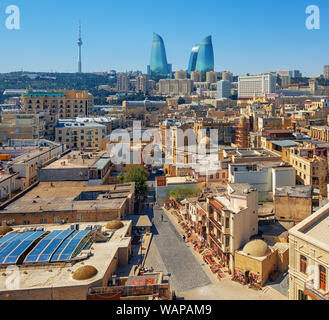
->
[0,226,13,236]
[106,220,124,230]
[243,240,270,257]
[72,266,98,281]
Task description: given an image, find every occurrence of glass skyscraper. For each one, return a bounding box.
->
[187,45,199,75]
[195,36,214,73]
[148,33,170,78]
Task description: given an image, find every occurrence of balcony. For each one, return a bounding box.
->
[209,231,221,247]
[209,216,222,231]
[304,280,329,300]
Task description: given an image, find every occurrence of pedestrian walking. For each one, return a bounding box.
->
[161,214,164,222]
[183,235,186,242]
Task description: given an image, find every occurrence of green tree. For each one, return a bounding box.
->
[124,167,149,196]
[117,171,125,183]
[169,187,200,203]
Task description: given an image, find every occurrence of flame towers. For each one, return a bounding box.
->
[148,33,171,79]
[187,45,200,75]
[195,36,214,73]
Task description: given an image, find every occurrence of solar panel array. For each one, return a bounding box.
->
[0,231,47,265]
[0,229,91,266]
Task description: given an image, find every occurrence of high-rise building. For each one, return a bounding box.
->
[195,36,214,73]
[117,74,130,91]
[135,74,149,93]
[175,70,187,80]
[280,75,291,87]
[148,33,171,78]
[217,80,231,99]
[206,71,218,84]
[277,70,302,78]
[238,74,277,99]
[191,70,202,82]
[222,71,233,83]
[324,65,329,79]
[187,45,199,75]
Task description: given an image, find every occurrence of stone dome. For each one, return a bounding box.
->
[106,220,124,230]
[72,266,98,281]
[0,226,13,236]
[243,240,270,257]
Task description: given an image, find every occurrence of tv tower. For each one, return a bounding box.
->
[77,22,83,73]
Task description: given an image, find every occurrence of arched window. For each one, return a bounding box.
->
[300,255,307,274]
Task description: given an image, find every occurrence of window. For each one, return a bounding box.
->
[23,221,30,225]
[298,290,308,301]
[226,236,230,247]
[320,265,327,291]
[40,218,47,224]
[300,255,307,274]
[226,217,230,228]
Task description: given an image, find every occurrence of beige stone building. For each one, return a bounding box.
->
[206,71,218,84]
[289,146,328,197]
[235,240,289,287]
[274,186,313,224]
[55,120,106,151]
[0,111,46,144]
[0,221,133,300]
[0,181,135,226]
[175,70,187,80]
[158,79,194,96]
[21,90,94,119]
[289,202,329,300]
[206,183,258,272]
[191,71,202,82]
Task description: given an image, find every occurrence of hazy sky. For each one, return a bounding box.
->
[0,0,328,76]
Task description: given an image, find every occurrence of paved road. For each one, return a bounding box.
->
[148,205,211,293]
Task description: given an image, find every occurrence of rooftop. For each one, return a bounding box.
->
[275,185,312,198]
[45,151,108,170]
[0,181,134,214]
[0,221,131,292]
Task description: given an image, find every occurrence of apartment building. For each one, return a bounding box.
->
[289,146,328,197]
[205,183,258,272]
[238,74,276,99]
[158,79,194,96]
[0,111,46,145]
[289,202,329,300]
[21,90,94,118]
[55,119,106,151]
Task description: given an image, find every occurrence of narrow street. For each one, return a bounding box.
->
[143,180,287,300]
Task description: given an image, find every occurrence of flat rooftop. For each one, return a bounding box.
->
[45,151,108,169]
[1,182,134,214]
[276,185,312,198]
[0,221,132,291]
[302,211,329,244]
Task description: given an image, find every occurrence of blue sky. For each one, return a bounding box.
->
[0,0,328,76]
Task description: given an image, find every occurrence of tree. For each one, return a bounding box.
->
[123,167,149,196]
[117,171,125,183]
[169,187,200,203]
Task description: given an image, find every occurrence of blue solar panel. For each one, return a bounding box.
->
[37,230,74,263]
[0,233,19,249]
[0,232,36,264]
[0,232,33,259]
[0,233,17,245]
[50,231,79,262]
[25,231,61,263]
[51,230,90,262]
[3,231,46,265]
